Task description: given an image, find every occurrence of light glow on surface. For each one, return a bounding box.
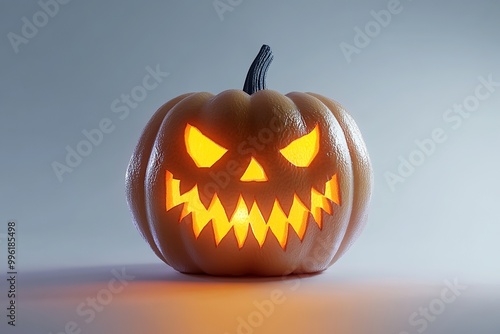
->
[279,125,320,167]
[240,157,268,182]
[166,170,341,248]
[185,124,228,168]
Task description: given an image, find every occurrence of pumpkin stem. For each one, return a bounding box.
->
[243,45,273,95]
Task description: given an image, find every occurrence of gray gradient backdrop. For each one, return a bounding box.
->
[1,0,499,285]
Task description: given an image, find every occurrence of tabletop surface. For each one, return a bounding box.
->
[3,263,498,334]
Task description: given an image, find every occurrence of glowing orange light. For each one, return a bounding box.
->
[240,157,268,182]
[165,170,341,249]
[280,125,320,167]
[185,124,228,168]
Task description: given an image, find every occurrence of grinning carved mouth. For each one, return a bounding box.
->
[166,171,341,249]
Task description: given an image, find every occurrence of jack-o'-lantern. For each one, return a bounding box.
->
[126,45,373,276]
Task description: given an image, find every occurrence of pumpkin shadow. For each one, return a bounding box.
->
[20,263,322,288]
[180,269,322,283]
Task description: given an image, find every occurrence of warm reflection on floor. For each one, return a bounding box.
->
[15,264,500,334]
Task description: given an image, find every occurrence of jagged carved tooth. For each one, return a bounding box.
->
[287,195,309,240]
[213,219,232,246]
[323,199,337,218]
[248,202,268,247]
[267,200,289,249]
[237,191,255,211]
[198,187,213,210]
[296,190,312,212]
[210,195,232,246]
[224,193,246,223]
[191,203,212,238]
[323,197,332,215]
[182,185,205,216]
[254,195,274,222]
[179,204,191,222]
[232,224,250,248]
[311,208,322,229]
[179,178,196,196]
[194,193,214,235]
[240,192,255,212]
[315,176,327,195]
[324,174,341,205]
[278,195,294,218]
[165,171,182,210]
[310,188,324,228]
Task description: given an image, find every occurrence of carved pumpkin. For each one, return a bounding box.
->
[126,45,372,276]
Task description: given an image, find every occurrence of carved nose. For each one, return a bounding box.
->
[240,157,268,182]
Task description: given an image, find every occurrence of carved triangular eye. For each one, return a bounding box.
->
[279,125,320,167]
[185,124,228,168]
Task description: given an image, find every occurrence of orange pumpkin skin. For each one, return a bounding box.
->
[126,89,372,276]
[126,46,372,276]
